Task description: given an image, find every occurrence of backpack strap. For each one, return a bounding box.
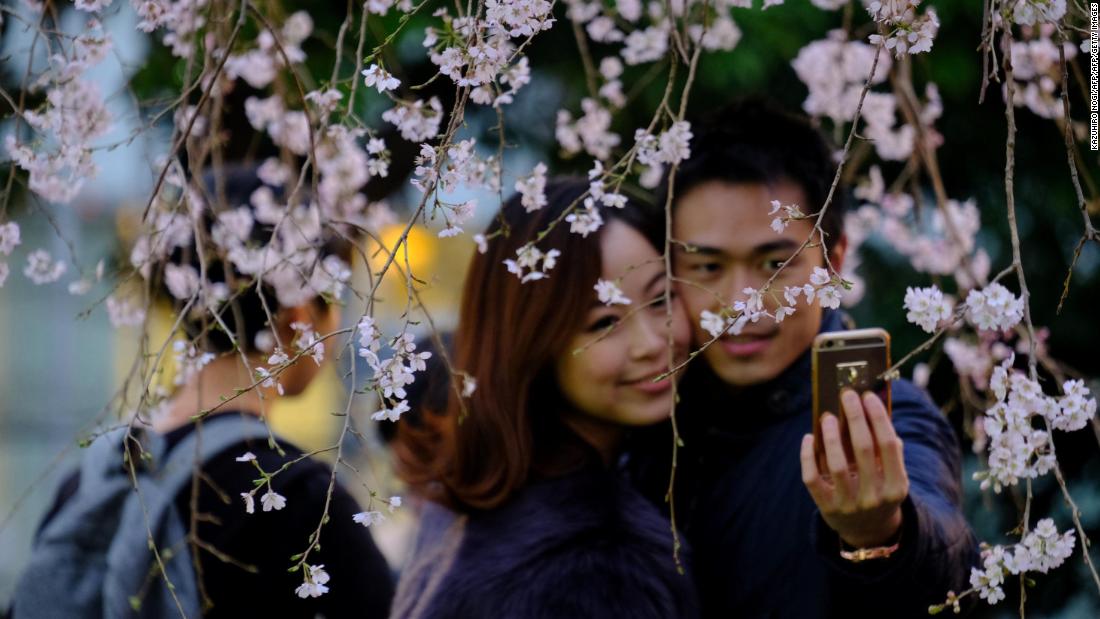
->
[155,413,275,499]
[101,414,276,619]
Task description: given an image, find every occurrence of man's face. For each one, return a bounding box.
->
[673,180,846,388]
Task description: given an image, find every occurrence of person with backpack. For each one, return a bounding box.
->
[9,166,394,618]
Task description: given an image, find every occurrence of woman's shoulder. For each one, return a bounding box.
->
[395,470,697,619]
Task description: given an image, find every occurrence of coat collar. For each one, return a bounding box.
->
[681,309,850,435]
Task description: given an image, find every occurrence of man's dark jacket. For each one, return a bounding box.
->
[630,310,978,618]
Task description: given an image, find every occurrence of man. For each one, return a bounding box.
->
[633,98,978,618]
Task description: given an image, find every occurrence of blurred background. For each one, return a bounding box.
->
[1,1,1099,616]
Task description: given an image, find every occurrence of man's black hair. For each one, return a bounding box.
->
[666,96,846,250]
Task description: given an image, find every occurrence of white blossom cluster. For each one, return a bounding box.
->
[352,496,403,528]
[172,341,215,386]
[291,322,325,366]
[255,350,291,396]
[556,98,622,161]
[865,0,940,58]
[6,19,113,205]
[792,31,893,127]
[1011,0,1067,27]
[700,267,841,339]
[130,170,354,312]
[504,244,561,282]
[383,97,445,143]
[357,319,433,423]
[974,355,1097,493]
[130,0,209,57]
[767,199,805,234]
[850,167,983,281]
[903,285,954,333]
[106,294,146,328]
[295,564,330,598]
[421,5,540,108]
[792,31,941,162]
[635,121,694,169]
[964,283,1025,333]
[0,221,20,288]
[968,519,1076,605]
[225,11,314,89]
[23,250,66,285]
[1009,24,1078,119]
[516,163,549,212]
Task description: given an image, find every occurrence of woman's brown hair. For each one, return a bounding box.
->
[395,177,662,511]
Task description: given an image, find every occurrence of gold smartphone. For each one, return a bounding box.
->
[811,328,892,471]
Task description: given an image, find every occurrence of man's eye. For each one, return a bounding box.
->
[762,256,794,273]
[689,262,721,275]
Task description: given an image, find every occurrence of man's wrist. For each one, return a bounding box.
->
[837,506,904,549]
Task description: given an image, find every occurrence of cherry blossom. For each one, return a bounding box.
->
[172,341,215,386]
[353,511,387,527]
[106,295,146,328]
[516,163,549,212]
[371,400,410,422]
[0,222,21,256]
[903,285,954,333]
[556,98,621,160]
[383,98,444,142]
[24,250,66,285]
[1012,0,1067,27]
[504,244,561,282]
[636,121,694,167]
[967,519,1075,607]
[260,489,287,512]
[622,25,669,65]
[595,279,631,306]
[240,492,256,514]
[965,283,1025,333]
[362,64,401,93]
[565,201,604,237]
[295,564,330,598]
[291,322,325,366]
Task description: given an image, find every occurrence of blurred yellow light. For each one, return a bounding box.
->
[369,223,437,281]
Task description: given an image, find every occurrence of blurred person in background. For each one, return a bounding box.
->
[9,166,394,619]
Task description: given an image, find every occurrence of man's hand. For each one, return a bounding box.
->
[800,389,909,549]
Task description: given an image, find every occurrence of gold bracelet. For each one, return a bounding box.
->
[839,542,900,562]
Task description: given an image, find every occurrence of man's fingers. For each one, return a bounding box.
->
[840,389,879,502]
[800,434,832,506]
[821,413,855,504]
[864,391,907,500]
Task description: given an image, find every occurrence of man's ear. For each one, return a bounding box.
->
[828,233,849,274]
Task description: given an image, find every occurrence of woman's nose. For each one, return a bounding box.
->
[629,311,667,360]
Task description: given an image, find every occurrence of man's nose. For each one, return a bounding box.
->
[725,267,760,306]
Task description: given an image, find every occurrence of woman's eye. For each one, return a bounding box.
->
[587,315,618,332]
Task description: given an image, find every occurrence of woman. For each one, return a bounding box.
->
[391,177,697,618]
[14,166,394,618]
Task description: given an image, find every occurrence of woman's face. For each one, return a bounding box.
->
[555,220,691,431]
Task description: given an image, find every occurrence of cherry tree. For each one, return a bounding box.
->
[0,0,1098,614]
